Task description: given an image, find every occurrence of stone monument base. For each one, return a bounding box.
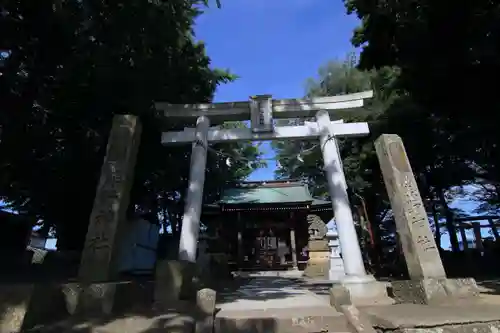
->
[390,277,479,304]
[329,275,394,310]
[154,259,198,308]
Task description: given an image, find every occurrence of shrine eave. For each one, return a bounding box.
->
[201,201,332,214]
[221,203,311,212]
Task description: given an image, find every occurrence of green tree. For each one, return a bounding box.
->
[0,0,259,250]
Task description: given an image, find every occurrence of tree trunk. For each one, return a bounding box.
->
[56,219,88,251]
[437,188,460,252]
[430,202,442,249]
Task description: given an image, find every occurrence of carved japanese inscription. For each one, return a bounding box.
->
[375,134,446,279]
[79,115,142,283]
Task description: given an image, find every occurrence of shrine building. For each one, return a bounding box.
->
[201,180,333,271]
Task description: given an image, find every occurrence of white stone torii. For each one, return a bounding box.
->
[156,91,384,292]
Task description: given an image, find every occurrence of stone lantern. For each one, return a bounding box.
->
[326,228,345,281]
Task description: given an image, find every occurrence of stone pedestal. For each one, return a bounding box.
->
[330,275,394,310]
[66,283,117,316]
[391,278,479,304]
[154,260,184,307]
[0,285,34,333]
[304,240,330,278]
[154,259,199,307]
[375,134,478,304]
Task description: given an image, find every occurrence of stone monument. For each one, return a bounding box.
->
[327,228,345,281]
[375,134,479,304]
[76,114,142,314]
[304,214,330,278]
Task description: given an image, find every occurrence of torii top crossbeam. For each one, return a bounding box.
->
[155,91,373,123]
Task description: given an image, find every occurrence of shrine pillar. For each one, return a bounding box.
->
[290,228,298,270]
[288,212,299,270]
[472,222,484,251]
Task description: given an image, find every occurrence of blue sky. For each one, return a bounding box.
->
[195,0,359,181]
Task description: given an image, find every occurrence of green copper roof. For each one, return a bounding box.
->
[219,181,330,206]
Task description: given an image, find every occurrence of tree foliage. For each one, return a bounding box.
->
[0,0,259,250]
[344,0,500,210]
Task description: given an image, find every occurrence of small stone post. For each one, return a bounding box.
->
[77,114,142,313]
[375,134,479,304]
[196,288,216,333]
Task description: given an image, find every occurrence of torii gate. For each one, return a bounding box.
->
[156,91,375,284]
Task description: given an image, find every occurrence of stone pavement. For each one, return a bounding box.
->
[216,277,332,311]
[215,277,349,333]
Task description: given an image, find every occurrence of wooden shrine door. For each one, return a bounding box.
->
[255,229,277,268]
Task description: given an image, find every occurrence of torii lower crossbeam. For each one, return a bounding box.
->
[161,121,369,144]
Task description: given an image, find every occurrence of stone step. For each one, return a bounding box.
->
[215,306,351,333]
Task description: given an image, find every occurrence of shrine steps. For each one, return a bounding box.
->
[232,270,304,278]
[215,306,351,333]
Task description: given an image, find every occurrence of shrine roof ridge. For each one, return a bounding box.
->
[217,180,331,206]
[228,179,305,188]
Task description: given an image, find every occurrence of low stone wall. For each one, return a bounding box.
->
[0,280,155,333]
[0,276,218,333]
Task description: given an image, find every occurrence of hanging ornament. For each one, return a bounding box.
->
[226,157,232,167]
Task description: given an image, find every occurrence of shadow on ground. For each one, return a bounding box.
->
[476,279,500,296]
[215,276,332,304]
